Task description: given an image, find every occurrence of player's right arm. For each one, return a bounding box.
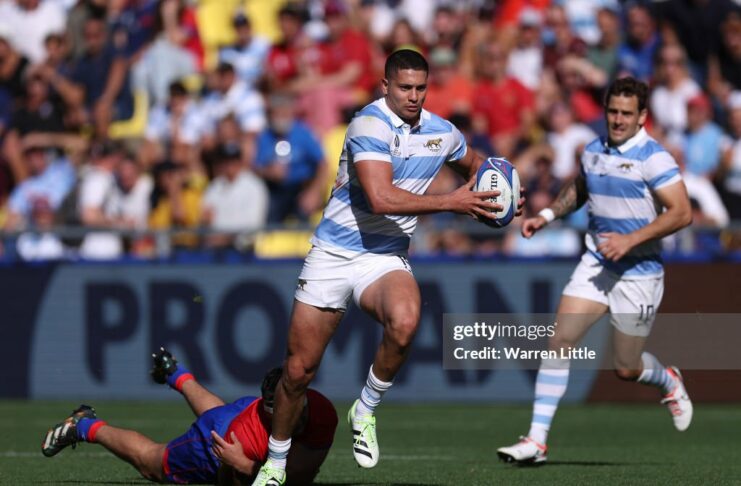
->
[355,161,501,219]
[347,114,502,220]
[521,172,588,238]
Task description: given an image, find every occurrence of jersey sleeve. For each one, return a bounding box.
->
[346,115,392,163]
[643,151,682,190]
[296,390,338,450]
[446,123,467,163]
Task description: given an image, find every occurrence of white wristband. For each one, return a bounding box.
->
[538,208,556,224]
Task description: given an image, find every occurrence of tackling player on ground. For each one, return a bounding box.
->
[42,348,337,485]
[498,77,694,465]
[252,49,523,486]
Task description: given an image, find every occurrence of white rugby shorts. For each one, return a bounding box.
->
[294,246,413,311]
[562,253,664,337]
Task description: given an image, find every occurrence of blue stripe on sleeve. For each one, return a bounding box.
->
[348,136,389,155]
[648,167,680,189]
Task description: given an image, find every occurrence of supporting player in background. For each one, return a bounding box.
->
[42,348,337,485]
[497,77,694,465]
[252,49,524,486]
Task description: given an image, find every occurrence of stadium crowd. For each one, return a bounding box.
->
[0,0,740,261]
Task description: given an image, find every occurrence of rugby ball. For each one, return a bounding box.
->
[474,157,520,228]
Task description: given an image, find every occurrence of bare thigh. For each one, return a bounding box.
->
[549,295,609,352]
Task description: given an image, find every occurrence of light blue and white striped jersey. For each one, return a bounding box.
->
[311,98,467,256]
[581,128,682,278]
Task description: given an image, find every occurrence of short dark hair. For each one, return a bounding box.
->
[384,49,428,80]
[605,76,649,112]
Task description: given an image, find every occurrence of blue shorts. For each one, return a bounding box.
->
[163,396,257,484]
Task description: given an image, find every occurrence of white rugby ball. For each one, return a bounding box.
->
[474,157,520,228]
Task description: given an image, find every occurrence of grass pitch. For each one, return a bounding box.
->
[1,400,739,485]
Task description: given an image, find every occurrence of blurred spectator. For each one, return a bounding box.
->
[157,0,203,70]
[148,160,202,247]
[116,154,152,230]
[560,0,603,46]
[385,18,425,54]
[265,4,311,87]
[457,2,497,79]
[681,173,729,228]
[427,5,465,51]
[71,16,133,138]
[708,13,741,106]
[616,3,659,83]
[542,4,588,70]
[424,47,473,119]
[295,1,376,136]
[77,141,126,260]
[142,81,199,168]
[0,26,31,99]
[3,144,74,231]
[65,0,107,60]
[679,93,729,178]
[0,0,66,64]
[193,62,266,161]
[131,1,198,108]
[654,0,739,84]
[2,69,70,182]
[506,8,544,91]
[108,0,159,59]
[718,92,741,219]
[218,10,270,88]
[254,92,327,223]
[35,33,85,115]
[447,113,495,157]
[202,142,268,249]
[551,55,606,131]
[15,196,65,260]
[650,44,701,141]
[586,2,623,81]
[473,42,536,158]
[546,102,596,180]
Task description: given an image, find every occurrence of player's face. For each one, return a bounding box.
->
[605,94,647,147]
[382,68,428,125]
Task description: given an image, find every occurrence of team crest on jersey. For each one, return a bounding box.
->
[392,134,401,156]
[424,138,443,152]
[618,162,634,173]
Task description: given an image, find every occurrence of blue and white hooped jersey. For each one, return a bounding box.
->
[581,128,682,279]
[311,98,467,256]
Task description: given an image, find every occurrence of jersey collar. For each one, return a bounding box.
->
[605,127,648,154]
[378,97,430,129]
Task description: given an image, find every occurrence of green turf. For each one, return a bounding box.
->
[2,400,740,485]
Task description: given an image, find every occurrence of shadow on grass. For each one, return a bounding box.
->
[514,460,662,467]
[314,483,438,486]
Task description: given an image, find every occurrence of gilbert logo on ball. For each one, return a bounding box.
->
[474,157,520,228]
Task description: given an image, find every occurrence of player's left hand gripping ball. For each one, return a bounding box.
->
[474,157,521,227]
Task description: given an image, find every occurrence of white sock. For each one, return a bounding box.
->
[266,435,291,470]
[637,352,675,394]
[355,365,393,419]
[528,358,570,445]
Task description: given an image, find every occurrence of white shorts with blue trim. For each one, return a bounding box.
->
[562,253,664,337]
[294,246,413,311]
